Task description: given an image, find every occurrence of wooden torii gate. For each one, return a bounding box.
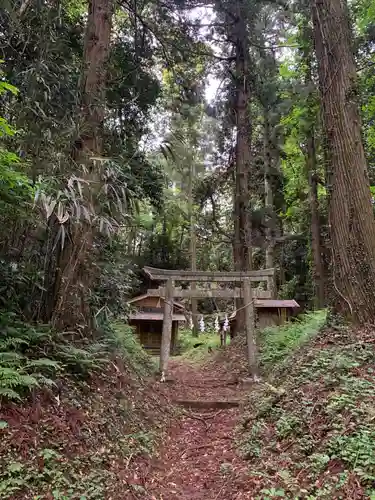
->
[143,266,275,378]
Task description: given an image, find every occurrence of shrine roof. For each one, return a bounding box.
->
[127,292,184,310]
[128,312,186,321]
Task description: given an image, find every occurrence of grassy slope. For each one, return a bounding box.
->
[236,314,375,499]
[0,323,171,499]
[177,328,227,362]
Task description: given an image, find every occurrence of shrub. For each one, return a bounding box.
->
[259,310,327,368]
[107,322,157,376]
[0,316,60,400]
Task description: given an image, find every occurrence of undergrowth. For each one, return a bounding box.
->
[178,328,227,362]
[0,314,62,401]
[0,314,165,499]
[0,314,157,402]
[214,310,327,378]
[238,320,375,499]
[178,311,326,366]
[259,310,327,369]
[109,322,157,377]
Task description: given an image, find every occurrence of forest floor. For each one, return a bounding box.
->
[2,313,373,499]
[127,357,255,500]
[126,319,375,500]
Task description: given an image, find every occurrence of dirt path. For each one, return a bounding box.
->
[127,358,256,500]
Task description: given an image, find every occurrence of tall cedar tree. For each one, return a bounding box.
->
[230,2,253,334]
[52,0,113,330]
[312,0,375,323]
[303,29,325,309]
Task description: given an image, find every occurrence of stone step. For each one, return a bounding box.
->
[173,399,240,409]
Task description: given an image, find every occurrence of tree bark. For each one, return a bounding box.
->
[264,115,276,298]
[52,0,113,331]
[159,279,174,374]
[232,4,252,335]
[306,133,325,309]
[188,160,199,336]
[302,27,325,310]
[312,0,375,323]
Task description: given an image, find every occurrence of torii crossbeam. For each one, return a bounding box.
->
[143,266,276,378]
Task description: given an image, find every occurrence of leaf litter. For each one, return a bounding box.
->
[127,358,255,500]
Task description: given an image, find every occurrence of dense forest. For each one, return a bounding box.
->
[3,0,375,330]
[1,0,375,499]
[1,0,375,331]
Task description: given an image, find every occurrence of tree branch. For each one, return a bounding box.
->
[274,233,306,244]
[19,0,32,16]
[209,194,232,241]
[118,0,235,63]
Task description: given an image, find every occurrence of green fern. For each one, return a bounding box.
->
[0,368,38,387]
[58,345,108,372]
[56,344,108,375]
[0,337,29,350]
[0,352,24,364]
[0,365,58,400]
[0,367,39,401]
[16,374,40,388]
[1,322,52,348]
[24,358,60,370]
[32,373,56,387]
[0,313,114,401]
[0,387,21,400]
[0,367,25,386]
[0,317,62,401]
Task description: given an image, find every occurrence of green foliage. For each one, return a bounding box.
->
[1,436,158,499]
[0,70,34,216]
[0,313,165,497]
[108,322,157,376]
[239,325,375,498]
[0,448,112,499]
[138,190,191,271]
[92,238,139,322]
[259,310,327,368]
[54,343,108,378]
[0,313,158,402]
[259,488,286,499]
[1,0,375,497]
[275,413,302,439]
[0,316,60,400]
[327,430,375,482]
[0,352,164,499]
[178,328,227,362]
[0,1,167,329]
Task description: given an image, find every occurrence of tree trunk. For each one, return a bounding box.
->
[232,5,252,335]
[243,277,258,377]
[264,115,276,298]
[306,133,325,309]
[312,0,375,323]
[52,0,113,331]
[302,27,325,310]
[159,279,174,375]
[188,160,199,336]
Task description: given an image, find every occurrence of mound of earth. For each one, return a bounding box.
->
[237,326,375,499]
[0,359,172,499]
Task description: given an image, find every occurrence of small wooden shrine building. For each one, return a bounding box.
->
[128,293,186,355]
[221,299,300,337]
